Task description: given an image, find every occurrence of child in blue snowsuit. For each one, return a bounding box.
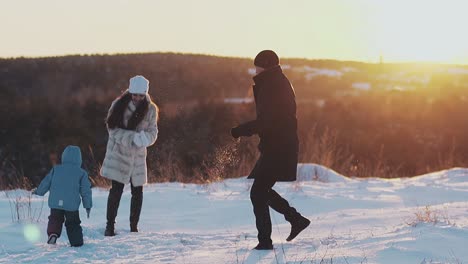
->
[33,145,92,247]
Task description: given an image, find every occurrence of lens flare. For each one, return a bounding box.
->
[23,224,41,243]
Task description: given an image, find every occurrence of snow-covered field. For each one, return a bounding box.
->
[1,164,468,264]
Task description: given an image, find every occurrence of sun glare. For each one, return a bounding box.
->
[371,1,468,63]
[1,0,468,64]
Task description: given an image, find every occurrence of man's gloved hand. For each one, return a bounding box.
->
[230,126,242,139]
[86,208,91,219]
[31,188,37,195]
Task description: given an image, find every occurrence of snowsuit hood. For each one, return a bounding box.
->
[61,145,82,167]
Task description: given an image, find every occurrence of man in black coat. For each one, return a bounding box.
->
[231,50,310,250]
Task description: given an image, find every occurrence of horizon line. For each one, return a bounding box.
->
[1,51,467,67]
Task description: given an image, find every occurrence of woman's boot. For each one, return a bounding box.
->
[130,185,143,232]
[105,181,124,236]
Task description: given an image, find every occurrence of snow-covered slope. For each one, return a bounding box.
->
[1,164,468,263]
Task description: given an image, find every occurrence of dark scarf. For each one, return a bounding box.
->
[106,92,149,130]
[253,65,283,85]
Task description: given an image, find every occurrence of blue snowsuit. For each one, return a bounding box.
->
[35,145,92,246]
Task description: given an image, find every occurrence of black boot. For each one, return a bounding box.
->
[286,215,310,242]
[105,181,124,236]
[130,185,143,232]
[253,242,273,250]
[104,223,115,237]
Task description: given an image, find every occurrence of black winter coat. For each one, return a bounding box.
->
[236,66,299,181]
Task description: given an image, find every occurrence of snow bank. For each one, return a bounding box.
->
[296,163,352,183]
[1,164,468,263]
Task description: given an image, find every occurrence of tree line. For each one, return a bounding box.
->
[1,52,468,189]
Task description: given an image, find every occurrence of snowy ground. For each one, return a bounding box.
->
[1,164,468,264]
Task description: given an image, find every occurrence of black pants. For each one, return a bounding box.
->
[47,209,83,247]
[106,180,143,229]
[250,176,299,244]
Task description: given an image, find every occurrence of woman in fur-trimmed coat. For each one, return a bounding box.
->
[100,75,159,236]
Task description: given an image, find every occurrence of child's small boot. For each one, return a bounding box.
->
[47,233,58,244]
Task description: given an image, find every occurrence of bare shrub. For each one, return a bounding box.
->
[406,205,455,227]
[300,126,354,176]
[6,191,44,223]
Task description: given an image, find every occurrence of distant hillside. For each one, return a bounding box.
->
[2,53,468,189]
[0,53,252,105]
[2,52,467,107]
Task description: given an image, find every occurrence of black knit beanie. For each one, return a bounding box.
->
[254,50,279,69]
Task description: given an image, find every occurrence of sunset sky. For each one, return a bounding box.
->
[1,0,468,64]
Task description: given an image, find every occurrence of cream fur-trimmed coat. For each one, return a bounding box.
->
[100,96,158,186]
